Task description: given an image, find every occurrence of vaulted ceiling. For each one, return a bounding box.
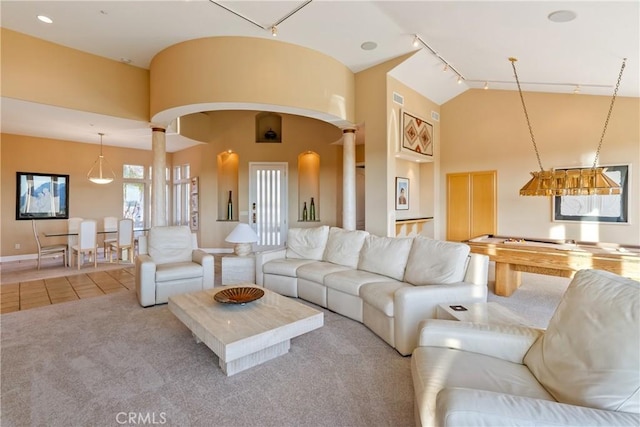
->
[2,1,638,151]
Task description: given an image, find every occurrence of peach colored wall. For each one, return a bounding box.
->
[170,110,342,251]
[354,53,413,237]
[150,37,354,124]
[1,133,160,257]
[388,77,440,237]
[441,89,639,244]
[1,29,149,120]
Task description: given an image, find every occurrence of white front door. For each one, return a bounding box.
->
[249,162,288,251]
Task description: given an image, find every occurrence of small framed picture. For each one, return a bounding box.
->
[190,177,199,195]
[190,212,199,231]
[396,177,409,210]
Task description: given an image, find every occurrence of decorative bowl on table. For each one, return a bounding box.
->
[214,287,264,304]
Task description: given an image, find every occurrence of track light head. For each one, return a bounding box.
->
[271,26,277,37]
[412,35,419,47]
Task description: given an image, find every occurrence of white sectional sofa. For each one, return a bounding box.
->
[255,226,489,356]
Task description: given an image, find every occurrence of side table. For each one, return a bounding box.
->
[221,254,255,285]
[436,302,533,327]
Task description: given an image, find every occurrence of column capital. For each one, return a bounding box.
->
[342,128,356,134]
[151,127,166,133]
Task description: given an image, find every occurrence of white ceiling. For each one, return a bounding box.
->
[1,0,638,152]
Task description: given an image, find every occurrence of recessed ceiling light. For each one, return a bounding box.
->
[37,15,53,24]
[548,10,577,23]
[360,41,377,51]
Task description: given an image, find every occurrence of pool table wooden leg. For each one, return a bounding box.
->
[495,262,521,297]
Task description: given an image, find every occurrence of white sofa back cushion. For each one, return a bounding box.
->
[323,227,368,268]
[524,269,640,413]
[358,235,414,281]
[403,236,470,285]
[286,225,330,261]
[148,226,193,265]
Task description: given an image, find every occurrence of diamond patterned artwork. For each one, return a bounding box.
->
[402,111,433,156]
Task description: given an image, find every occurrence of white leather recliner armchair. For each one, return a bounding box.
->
[135,226,214,307]
[411,269,639,426]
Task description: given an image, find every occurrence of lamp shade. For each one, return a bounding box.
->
[225,223,259,243]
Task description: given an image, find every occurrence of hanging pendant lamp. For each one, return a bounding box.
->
[511,57,626,196]
[87,132,116,184]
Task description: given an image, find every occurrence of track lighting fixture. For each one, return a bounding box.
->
[271,26,277,37]
[411,34,465,85]
[484,82,489,90]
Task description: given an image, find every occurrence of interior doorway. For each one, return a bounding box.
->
[249,162,288,250]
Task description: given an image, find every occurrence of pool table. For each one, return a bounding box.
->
[466,234,640,296]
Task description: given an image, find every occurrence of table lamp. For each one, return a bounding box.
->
[225,223,259,256]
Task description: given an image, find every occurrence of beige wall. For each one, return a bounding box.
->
[1,134,157,257]
[388,77,440,237]
[354,53,413,236]
[1,29,149,120]
[150,37,355,125]
[441,89,639,244]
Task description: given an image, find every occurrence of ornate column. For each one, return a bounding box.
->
[342,128,356,230]
[151,127,167,227]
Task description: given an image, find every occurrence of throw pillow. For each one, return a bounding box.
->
[524,269,640,413]
[358,235,414,281]
[323,227,368,268]
[403,236,470,285]
[286,225,330,260]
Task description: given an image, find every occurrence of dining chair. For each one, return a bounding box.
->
[32,220,67,270]
[102,216,118,258]
[71,220,98,269]
[67,217,83,266]
[108,218,134,263]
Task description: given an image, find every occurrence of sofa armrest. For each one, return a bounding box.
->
[255,248,287,286]
[192,249,214,289]
[463,253,489,285]
[436,388,640,427]
[135,254,157,307]
[417,319,543,363]
[393,283,488,356]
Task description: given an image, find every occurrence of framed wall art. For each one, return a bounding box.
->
[402,110,433,157]
[553,164,629,223]
[16,172,70,220]
[396,177,409,210]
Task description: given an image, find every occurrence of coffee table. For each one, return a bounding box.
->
[168,285,323,376]
[436,302,533,327]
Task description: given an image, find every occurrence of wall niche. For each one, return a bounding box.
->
[217,150,239,221]
[298,151,320,222]
[255,112,282,143]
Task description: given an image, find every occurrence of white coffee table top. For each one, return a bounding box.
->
[437,302,532,327]
[169,285,323,375]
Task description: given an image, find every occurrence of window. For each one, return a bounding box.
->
[123,164,148,230]
[173,164,190,226]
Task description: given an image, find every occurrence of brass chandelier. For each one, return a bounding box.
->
[510,57,627,196]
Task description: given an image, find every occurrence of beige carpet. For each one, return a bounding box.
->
[0,261,568,426]
[1,290,414,427]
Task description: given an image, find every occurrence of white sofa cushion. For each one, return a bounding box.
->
[322,227,368,268]
[358,235,414,281]
[155,261,203,282]
[148,226,193,265]
[524,269,640,413]
[324,269,394,296]
[297,261,350,284]
[263,258,316,277]
[404,236,470,285]
[360,281,411,317]
[412,346,555,427]
[286,225,330,260]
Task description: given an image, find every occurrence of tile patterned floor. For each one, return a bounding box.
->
[0,268,135,314]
